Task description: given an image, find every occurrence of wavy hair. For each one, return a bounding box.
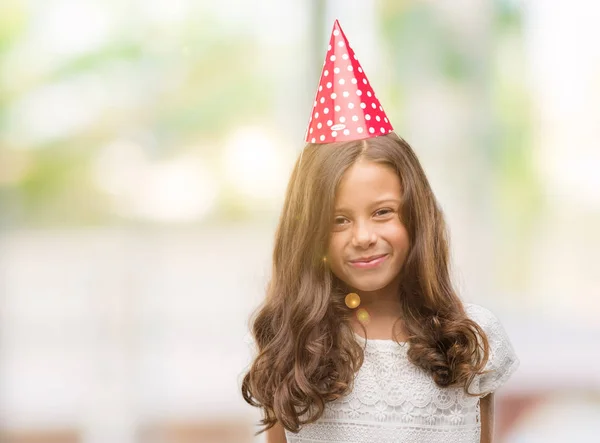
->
[241,132,489,434]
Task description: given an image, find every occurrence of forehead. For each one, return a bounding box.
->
[335,159,401,207]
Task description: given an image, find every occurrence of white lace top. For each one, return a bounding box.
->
[247,303,519,443]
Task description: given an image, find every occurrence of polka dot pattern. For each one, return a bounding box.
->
[305,20,394,144]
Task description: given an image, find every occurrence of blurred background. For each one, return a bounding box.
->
[1,0,599,442]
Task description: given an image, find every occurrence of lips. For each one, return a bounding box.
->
[350,254,387,263]
[348,254,389,269]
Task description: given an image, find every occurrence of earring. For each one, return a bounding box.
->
[345,292,361,309]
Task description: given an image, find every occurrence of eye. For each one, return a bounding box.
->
[334,216,349,225]
[374,208,393,217]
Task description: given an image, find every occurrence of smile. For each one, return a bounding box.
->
[348,254,388,269]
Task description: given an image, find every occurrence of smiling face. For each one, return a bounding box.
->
[326,158,410,293]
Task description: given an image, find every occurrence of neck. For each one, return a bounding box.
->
[347,276,409,341]
[352,276,402,318]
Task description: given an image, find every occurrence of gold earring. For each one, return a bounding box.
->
[345,292,361,309]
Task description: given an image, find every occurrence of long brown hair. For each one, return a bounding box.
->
[241,132,489,434]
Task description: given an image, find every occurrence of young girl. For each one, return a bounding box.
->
[241,20,519,443]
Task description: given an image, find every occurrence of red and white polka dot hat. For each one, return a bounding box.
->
[305,19,393,144]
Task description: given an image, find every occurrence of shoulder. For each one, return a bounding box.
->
[463,302,509,345]
[463,302,520,395]
[463,302,503,333]
[463,302,496,323]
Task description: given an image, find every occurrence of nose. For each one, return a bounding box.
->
[351,220,377,249]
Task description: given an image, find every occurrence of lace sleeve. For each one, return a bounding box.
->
[465,303,520,397]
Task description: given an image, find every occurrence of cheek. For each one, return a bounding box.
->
[385,222,410,251]
[326,236,349,278]
[326,236,344,261]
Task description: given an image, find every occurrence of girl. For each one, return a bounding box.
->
[241,20,519,443]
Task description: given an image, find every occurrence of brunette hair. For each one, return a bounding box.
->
[241,132,489,434]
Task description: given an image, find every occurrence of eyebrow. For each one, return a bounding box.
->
[334,198,401,213]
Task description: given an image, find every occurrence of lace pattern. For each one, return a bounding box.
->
[467,304,520,396]
[246,303,519,443]
[285,422,481,443]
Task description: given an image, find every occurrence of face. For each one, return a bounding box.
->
[326,158,410,293]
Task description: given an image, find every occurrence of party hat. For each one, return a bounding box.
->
[305,20,393,144]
